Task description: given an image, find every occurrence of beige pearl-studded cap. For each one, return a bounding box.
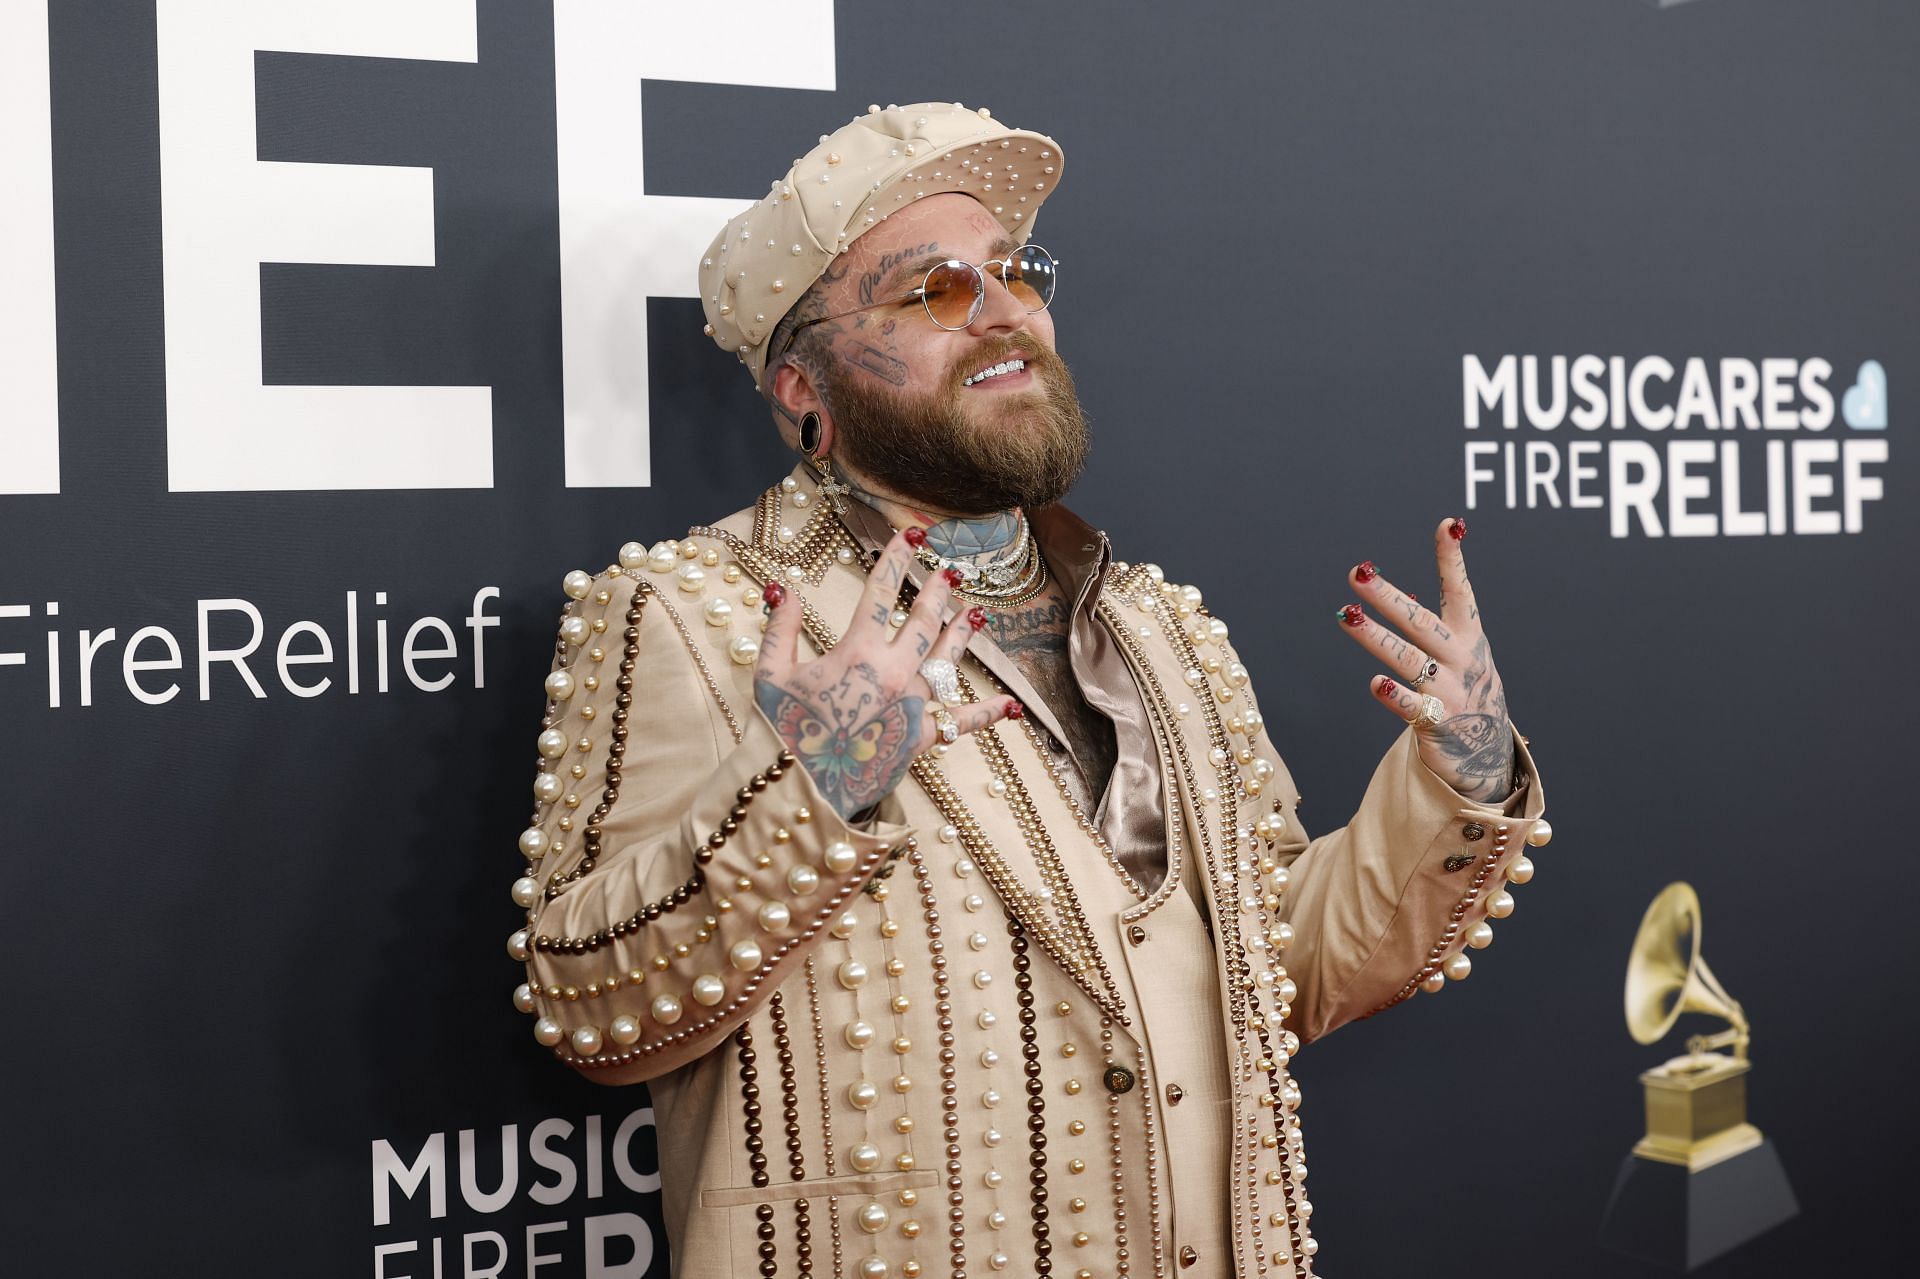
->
[700,101,1066,388]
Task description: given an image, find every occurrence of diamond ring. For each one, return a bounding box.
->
[918,658,962,707]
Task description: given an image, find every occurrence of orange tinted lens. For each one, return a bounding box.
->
[1002,247,1056,311]
[922,262,982,328]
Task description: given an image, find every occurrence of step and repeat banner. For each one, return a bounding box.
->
[2,1,1910,1275]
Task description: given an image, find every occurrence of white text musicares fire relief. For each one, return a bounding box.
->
[1459,355,1889,538]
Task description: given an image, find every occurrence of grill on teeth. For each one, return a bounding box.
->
[963,359,1025,387]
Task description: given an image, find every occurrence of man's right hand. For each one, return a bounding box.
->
[752,527,1021,820]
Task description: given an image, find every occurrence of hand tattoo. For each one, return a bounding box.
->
[1427,708,1514,802]
[756,666,923,819]
[1436,637,1514,801]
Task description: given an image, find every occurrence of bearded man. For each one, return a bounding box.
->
[507,102,1551,1279]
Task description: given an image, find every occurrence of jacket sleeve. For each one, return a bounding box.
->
[1222,642,1550,1046]
[506,563,913,1085]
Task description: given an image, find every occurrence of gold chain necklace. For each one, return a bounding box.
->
[953,549,1049,609]
[913,527,1048,606]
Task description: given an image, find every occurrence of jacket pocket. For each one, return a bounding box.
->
[699,1168,939,1208]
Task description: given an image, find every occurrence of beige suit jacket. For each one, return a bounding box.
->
[509,465,1549,1279]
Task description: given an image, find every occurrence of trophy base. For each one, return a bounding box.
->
[1598,1136,1798,1271]
[1633,1121,1762,1172]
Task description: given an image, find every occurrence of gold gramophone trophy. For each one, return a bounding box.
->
[1598,883,1797,1270]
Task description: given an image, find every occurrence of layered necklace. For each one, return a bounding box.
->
[910,510,1049,607]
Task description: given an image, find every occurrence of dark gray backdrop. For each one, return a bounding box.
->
[5,1,1914,1275]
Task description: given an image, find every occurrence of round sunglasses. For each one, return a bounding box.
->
[776,244,1058,362]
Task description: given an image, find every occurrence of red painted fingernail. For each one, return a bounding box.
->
[1354,560,1376,583]
[1379,679,1397,696]
[1406,593,1418,602]
[762,582,787,608]
[967,606,989,631]
[902,526,928,548]
[1339,603,1365,627]
[942,566,965,588]
[1448,518,1467,541]
[1005,700,1025,721]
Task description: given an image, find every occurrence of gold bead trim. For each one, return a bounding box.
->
[1008,700,1153,904]
[538,580,648,898]
[1245,980,1310,1263]
[1364,828,1512,1016]
[1099,589,1254,1029]
[734,1025,780,1277]
[908,844,968,1279]
[1101,1021,1134,1279]
[692,483,861,590]
[643,585,743,744]
[533,752,795,953]
[559,821,899,1068]
[1130,1039,1168,1279]
[1008,917,1058,1274]
[1104,568,1315,1273]
[805,956,847,1275]
[907,743,1130,1027]
[769,991,815,1273]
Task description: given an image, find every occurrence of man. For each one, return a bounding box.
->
[506,102,1550,1279]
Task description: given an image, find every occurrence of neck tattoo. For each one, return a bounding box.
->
[839,471,1022,567]
[924,511,1021,561]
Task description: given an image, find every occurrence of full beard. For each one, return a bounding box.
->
[821,335,1091,517]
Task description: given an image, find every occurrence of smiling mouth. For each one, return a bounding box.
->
[962,358,1030,388]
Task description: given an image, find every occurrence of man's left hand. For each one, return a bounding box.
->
[1336,517,1516,805]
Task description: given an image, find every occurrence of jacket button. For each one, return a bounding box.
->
[1126,924,1148,946]
[1443,854,1475,873]
[1179,1246,1199,1268]
[1102,1064,1136,1094]
[1463,822,1486,841]
[1165,1082,1185,1105]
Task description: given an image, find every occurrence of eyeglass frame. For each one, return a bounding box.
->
[772,244,1058,365]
